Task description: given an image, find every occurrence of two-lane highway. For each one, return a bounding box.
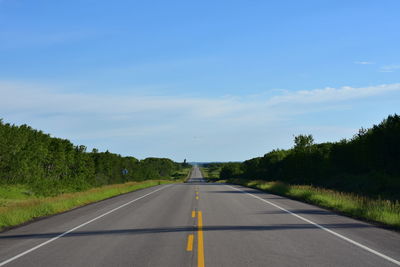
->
[1,166,399,266]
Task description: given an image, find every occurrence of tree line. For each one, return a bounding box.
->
[219,114,400,199]
[0,120,189,196]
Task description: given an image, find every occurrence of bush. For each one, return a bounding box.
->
[233,114,400,200]
[0,119,186,196]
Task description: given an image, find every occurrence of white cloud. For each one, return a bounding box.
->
[3,81,399,115]
[0,81,242,119]
[379,64,400,73]
[266,83,400,105]
[1,81,399,161]
[354,61,374,65]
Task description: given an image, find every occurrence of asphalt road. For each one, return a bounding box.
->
[0,166,399,266]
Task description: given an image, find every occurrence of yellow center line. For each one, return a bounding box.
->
[192,211,196,218]
[198,211,205,267]
[186,234,194,251]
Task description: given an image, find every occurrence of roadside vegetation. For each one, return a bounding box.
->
[0,119,190,197]
[228,179,400,228]
[205,114,400,228]
[174,166,192,182]
[0,119,191,230]
[0,180,175,231]
[200,163,225,182]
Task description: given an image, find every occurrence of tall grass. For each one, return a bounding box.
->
[0,180,174,231]
[173,167,192,182]
[231,179,400,229]
[201,167,222,182]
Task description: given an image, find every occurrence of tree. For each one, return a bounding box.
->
[294,134,314,151]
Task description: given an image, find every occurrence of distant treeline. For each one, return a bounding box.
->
[0,120,189,196]
[219,114,400,199]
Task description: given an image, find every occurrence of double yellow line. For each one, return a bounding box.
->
[186,188,205,267]
[187,211,204,267]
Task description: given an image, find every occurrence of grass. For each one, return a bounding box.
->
[172,167,192,182]
[0,180,176,232]
[200,167,222,182]
[228,179,400,229]
[0,184,34,207]
[172,167,192,181]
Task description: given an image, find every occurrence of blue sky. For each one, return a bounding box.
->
[1,0,399,161]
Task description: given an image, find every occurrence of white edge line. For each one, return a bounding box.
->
[226,185,400,266]
[0,184,173,266]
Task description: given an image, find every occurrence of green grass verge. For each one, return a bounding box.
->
[229,179,400,229]
[0,180,174,231]
[174,167,192,182]
[172,167,192,181]
[200,167,222,182]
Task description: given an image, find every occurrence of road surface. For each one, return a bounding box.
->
[0,166,399,266]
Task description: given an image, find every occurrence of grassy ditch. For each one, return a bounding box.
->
[200,167,222,182]
[0,180,175,231]
[228,179,400,229]
[173,167,192,182]
[180,167,192,182]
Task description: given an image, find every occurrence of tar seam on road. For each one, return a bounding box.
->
[197,211,205,267]
[0,184,173,267]
[226,185,400,266]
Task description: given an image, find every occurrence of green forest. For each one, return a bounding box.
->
[0,119,189,196]
[219,114,400,200]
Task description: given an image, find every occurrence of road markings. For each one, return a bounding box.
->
[226,185,400,266]
[186,234,194,251]
[197,211,205,267]
[192,211,196,218]
[0,184,173,267]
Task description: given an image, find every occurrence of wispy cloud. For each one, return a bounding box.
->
[2,82,399,123]
[1,81,399,160]
[379,64,400,73]
[354,61,374,65]
[0,30,100,49]
[266,84,400,105]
